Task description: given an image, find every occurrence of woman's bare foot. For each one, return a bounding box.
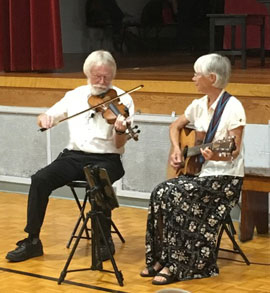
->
[152,267,171,283]
[152,266,175,285]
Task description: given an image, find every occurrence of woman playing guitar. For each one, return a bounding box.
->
[141,53,246,285]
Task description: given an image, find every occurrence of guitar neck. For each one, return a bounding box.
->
[186,142,212,157]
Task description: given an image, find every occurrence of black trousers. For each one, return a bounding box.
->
[25,149,124,237]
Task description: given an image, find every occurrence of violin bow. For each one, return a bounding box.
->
[39,84,144,132]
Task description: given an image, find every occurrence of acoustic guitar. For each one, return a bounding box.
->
[167,127,236,178]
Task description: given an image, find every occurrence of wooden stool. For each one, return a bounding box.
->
[207,14,265,69]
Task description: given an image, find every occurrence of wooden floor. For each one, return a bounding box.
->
[0,191,269,293]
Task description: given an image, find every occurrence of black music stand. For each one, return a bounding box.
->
[58,165,124,286]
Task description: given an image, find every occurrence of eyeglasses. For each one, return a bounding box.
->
[193,72,203,77]
[91,74,112,83]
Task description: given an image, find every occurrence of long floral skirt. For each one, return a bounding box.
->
[145,175,243,282]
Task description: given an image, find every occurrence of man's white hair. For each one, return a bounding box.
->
[83,50,117,79]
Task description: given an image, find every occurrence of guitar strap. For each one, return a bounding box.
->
[200,91,232,163]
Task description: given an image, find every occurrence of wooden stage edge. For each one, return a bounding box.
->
[1,75,270,97]
[0,71,270,124]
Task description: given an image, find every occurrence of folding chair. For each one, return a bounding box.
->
[216,213,250,265]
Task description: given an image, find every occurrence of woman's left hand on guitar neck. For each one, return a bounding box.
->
[200,147,214,161]
[200,125,244,162]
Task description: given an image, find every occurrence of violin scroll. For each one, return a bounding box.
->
[110,101,140,141]
[127,125,140,141]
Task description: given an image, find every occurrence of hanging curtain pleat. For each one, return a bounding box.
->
[0,0,63,72]
[0,0,10,71]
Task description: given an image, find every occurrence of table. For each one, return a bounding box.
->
[225,0,270,50]
[207,13,265,69]
[257,0,270,46]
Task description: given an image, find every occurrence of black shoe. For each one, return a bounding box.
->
[100,238,115,261]
[6,238,43,262]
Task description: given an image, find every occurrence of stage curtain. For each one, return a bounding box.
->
[224,0,270,50]
[0,0,63,72]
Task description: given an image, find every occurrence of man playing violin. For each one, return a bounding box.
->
[6,50,134,262]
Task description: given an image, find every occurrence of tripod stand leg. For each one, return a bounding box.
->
[111,220,125,243]
[58,212,91,284]
[90,210,103,271]
[96,214,124,286]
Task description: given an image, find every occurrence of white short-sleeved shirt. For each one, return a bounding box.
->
[46,85,134,154]
[184,90,246,177]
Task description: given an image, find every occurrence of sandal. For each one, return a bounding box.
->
[140,266,161,277]
[152,272,175,285]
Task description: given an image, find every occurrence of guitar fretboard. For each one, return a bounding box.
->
[187,142,212,157]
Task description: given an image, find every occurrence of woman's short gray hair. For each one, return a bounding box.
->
[194,53,231,88]
[83,50,117,79]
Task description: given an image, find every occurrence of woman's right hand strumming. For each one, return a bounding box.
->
[170,148,183,170]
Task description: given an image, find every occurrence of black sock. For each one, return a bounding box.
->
[28,233,40,244]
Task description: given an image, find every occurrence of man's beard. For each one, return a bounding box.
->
[91,84,110,96]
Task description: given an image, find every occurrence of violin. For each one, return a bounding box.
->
[88,89,127,124]
[39,85,143,141]
[89,88,140,141]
